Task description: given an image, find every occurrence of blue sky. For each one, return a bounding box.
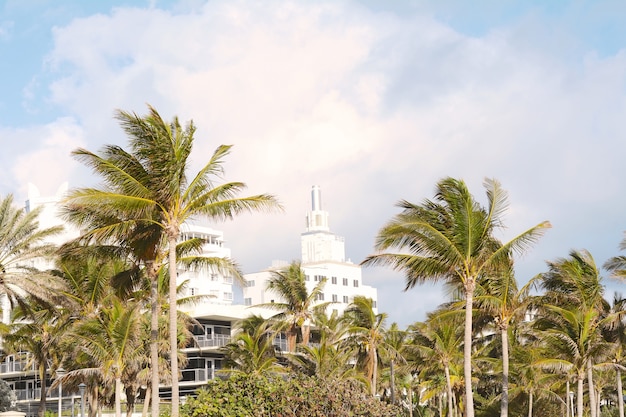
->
[2,0,626,326]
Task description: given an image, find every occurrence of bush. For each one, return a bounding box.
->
[182,374,405,417]
[0,379,17,412]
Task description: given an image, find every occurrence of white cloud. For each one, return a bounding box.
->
[11,0,626,323]
[11,118,85,200]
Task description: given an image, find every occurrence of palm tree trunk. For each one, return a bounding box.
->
[408,386,413,417]
[566,380,570,417]
[438,393,443,417]
[142,386,151,417]
[115,377,122,417]
[587,359,597,417]
[527,390,533,417]
[150,266,160,417]
[88,387,98,417]
[287,327,297,352]
[390,360,395,404]
[500,325,509,417]
[452,391,458,417]
[618,368,624,417]
[444,364,454,417]
[168,233,180,417]
[577,376,584,417]
[302,323,310,346]
[125,386,135,417]
[464,282,476,417]
[371,348,378,397]
[38,364,47,417]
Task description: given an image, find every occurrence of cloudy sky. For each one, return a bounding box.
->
[2,0,626,327]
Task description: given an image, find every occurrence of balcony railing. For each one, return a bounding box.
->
[180,368,215,383]
[0,360,36,374]
[14,388,41,401]
[192,334,231,348]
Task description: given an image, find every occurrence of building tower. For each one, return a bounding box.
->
[243,186,378,316]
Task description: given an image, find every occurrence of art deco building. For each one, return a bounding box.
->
[243,186,378,317]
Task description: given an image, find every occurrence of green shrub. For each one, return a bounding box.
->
[182,374,405,417]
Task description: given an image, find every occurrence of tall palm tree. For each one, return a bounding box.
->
[474,265,532,417]
[381,322,408,405]
[258,261,329,351]
[601,294,626,417]
[0,194,63,310]
[343,295,388,397]
[362,177,550,417]
[66,105,280,417]
[537,249,608,417]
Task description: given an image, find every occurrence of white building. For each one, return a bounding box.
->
[177,222,236,305]
[28,184,238,306]
[243,186,378,316]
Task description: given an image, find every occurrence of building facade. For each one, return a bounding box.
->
[0,184,379,416]
[243,186,378,316]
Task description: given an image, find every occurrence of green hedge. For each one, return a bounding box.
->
[181,374,405,417]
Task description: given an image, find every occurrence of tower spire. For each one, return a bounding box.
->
[301,186,345,263]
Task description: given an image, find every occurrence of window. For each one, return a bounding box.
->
[245,280,255,287]
[342,278,348,286]
[210,273,219,281]
[244,298,252,306]
[343,295,349,304]
[317,293,325,301]
[223,276,233,284]
[305,275,310,281]
[223,292,233,301]
[373,300,377,308]
[353,280,359,288]
[331,276,337,285]
[332,294,338,302]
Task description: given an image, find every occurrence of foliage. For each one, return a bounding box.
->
[181,374,405,417]
[0,379,16,412]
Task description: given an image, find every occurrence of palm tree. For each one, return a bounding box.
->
[66,105,280,417]
[380,323,408,405]
[408,313,464,417]
[535,305,609,417]
[222,317,284,376]
[2,303,67,417]
[0,194,63,310]
[604,232,626,280]
[601,294,626,417]
[474,265,532,417]
[343,295,388,397]
[257,261,329,352]
[71,296,142,417]
[288,310,355,381]
[537,249,608,417]
[502,320,563,417]
[362,177,550,417]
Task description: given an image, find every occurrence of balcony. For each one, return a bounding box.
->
[191,334,231,349]
[180,367,215,383]
[0,360,36,374]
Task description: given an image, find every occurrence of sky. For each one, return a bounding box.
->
[2,0,626,328]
